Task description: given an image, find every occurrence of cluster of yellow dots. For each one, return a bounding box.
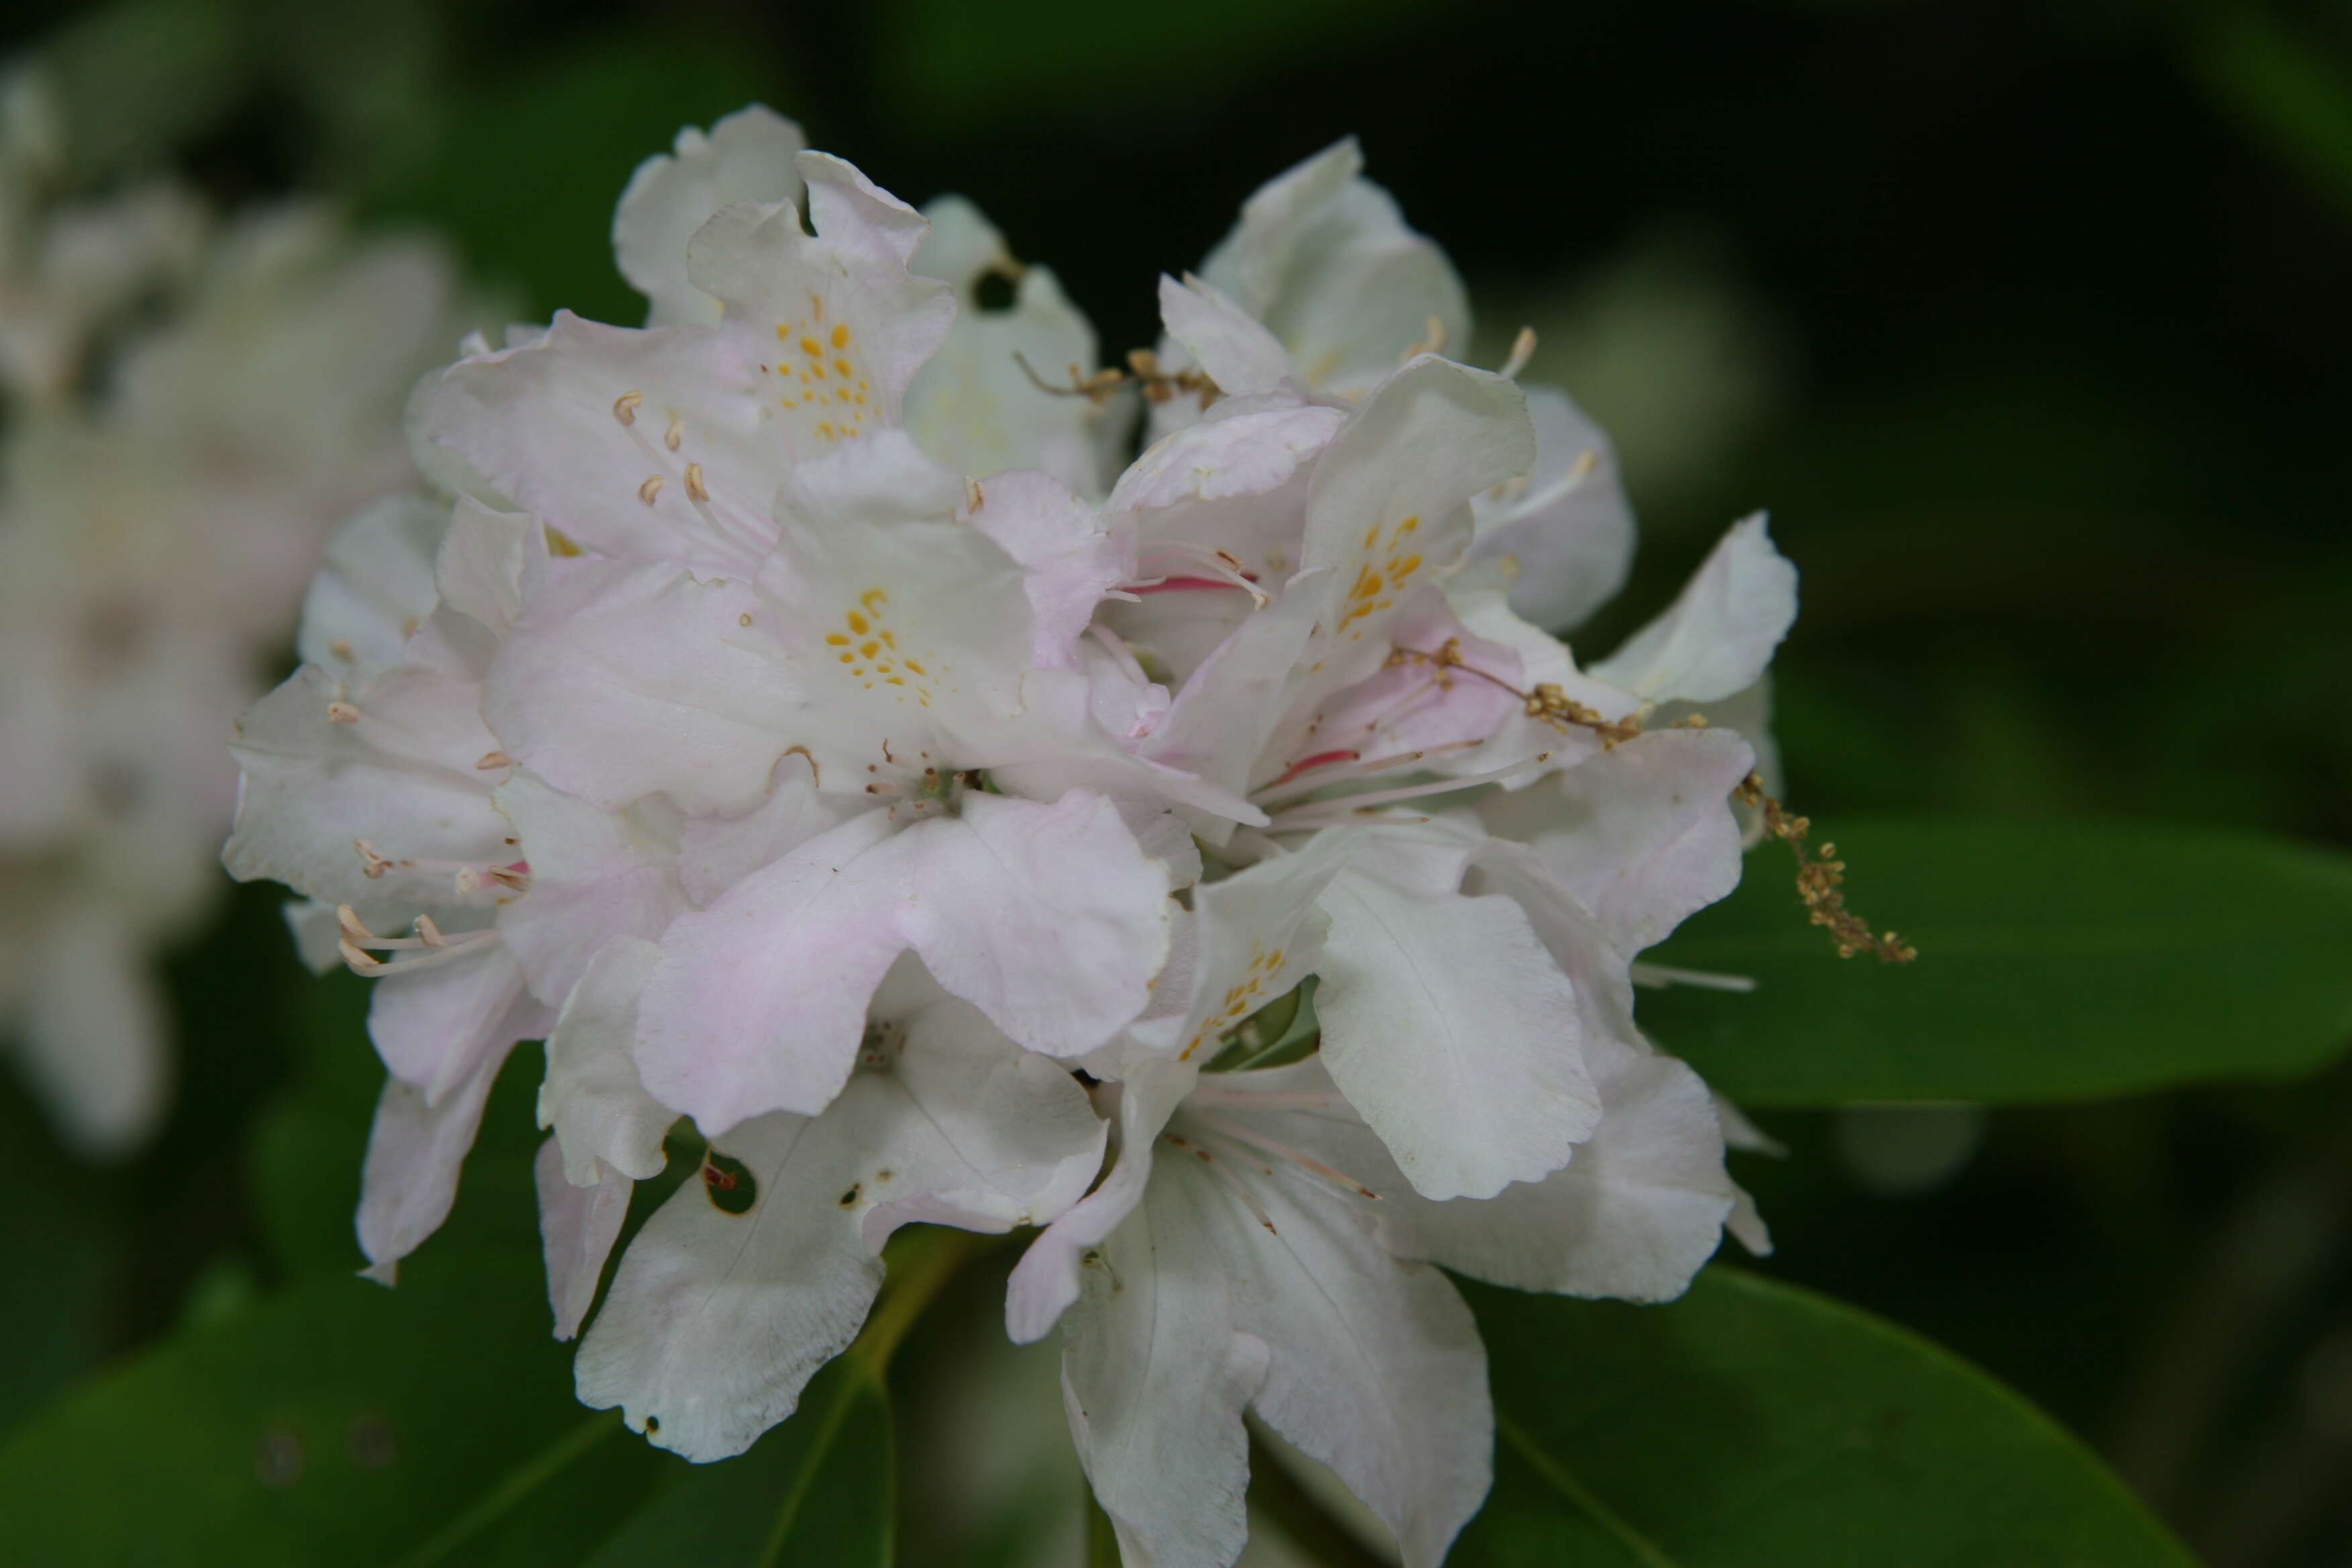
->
[773,308,871,442]
[821,587,933,705]
[1336,513,1424,638]
[1179,942,1288,1061]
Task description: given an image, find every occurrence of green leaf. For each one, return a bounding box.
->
[0,1081,124,1437]
[582,1357,894,1567]
[1452,1270,2192,1566]
[248,971,548,1279]
[364,30,777,327]
[0,1251,664,1566]
[1640,814,2352,1105]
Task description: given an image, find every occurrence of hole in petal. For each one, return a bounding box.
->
[702,1153,756,1215]
[972,267,1018,314]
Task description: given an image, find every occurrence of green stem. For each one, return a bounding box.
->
[847,1225,994,1375]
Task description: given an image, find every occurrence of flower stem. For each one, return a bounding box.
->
[845,1224,995,1375]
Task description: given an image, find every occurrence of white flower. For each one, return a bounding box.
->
[226,497,554,1275]
[583,105,1115,501]
[0,121,472,1153]
[219,111,1822,1568]
[575,953,1105,1461]
[1004,844,1750,1568]
[1089,169,1804,1204]
[1155,138,1641,633]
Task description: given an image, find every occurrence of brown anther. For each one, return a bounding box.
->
[964,476,984,513]
[1735,773,1916,963]
[664,412,683,452]
[612,391,642,426]
[474,750,511,771]
[638,475,663,505]
[326,701,360,724]
[1013,348,1219,410]
[683,462,709,502]
[329,638,356,663]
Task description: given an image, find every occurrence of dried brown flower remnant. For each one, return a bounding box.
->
[1013,347,1219,409]
[1735,774,1918,963]
[1389,640,1915,963]
[1387,638,1644,746]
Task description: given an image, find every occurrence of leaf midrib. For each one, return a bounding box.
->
[1494,1410,1679,1568]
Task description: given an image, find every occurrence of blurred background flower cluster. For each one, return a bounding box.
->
[0,0,2347,1563]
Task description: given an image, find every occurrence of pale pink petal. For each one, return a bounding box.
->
[491,771,687,1006]
[614,106,807,327]
[356,1034,522,1283]
[536,1137,634,1339]
[483,559,797,816]
[1590,512,1797,703]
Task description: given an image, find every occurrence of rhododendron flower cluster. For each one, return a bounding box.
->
[0,68,473,1154]
[225,107,1869,1567]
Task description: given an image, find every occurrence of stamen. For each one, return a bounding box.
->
[1127,542,1266,605]
[1500,450,1600,520]
[1165,1133,1277,1233]
[333,905,501,977]
[664,412,683,452]
[1265,752,1551,830]
[1251,740,1485,806]
[1185,1087,1349,1113]
[326,701,360,724]
[638,475,663,505]
[1389,639,1647,746]
[1012,348,1218,409]
[1499,326,1537,381]
[683,462,709,503]
[452,861,530,897]
[1198,1115,1379,1200]
[1628,963,1759,993]
[1402,313,1449,360]
[963,476,984,513]
[474,750,511,771]
[1263,749,1361,792]
[612,391,642,426]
